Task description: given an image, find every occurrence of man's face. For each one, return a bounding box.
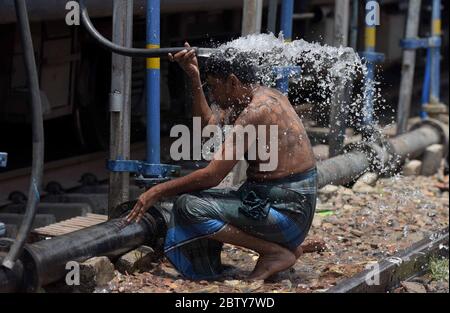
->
[206,75,234,108]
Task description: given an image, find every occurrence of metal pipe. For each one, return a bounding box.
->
[396,0,422,135]
[322,121,445,186]
[78,0,214,58]
[267,0,278,34]
[329,1,351,157]
[274,66,301,95]
[334,0,350,47]
[241,0,263,36]
[2,0,45,270]
[108,0,133,215]
[146,0,161,165]
[22,218,156,290]
[318,150,370,188]
[0,261,22,293]
[0,204,164,292]
[350,0,359,50]
[280,0,294,41]
[390,124,442,161]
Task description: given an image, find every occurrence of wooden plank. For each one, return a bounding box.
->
[32,214,109,238]
[86,213,108,220]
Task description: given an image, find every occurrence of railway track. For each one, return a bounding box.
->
[328,228,449,293]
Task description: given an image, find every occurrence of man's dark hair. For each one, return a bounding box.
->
[204,48,260,85]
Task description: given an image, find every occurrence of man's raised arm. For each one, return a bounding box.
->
[169,42,214,127]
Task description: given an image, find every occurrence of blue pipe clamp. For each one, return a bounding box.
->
[107,159,181,186]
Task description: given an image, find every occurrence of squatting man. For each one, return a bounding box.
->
[126,43,320,281]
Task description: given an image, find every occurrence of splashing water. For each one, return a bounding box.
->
[219,33,363,85]
[212,33,388,138]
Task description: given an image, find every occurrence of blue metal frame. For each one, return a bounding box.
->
[108,0,180,186]
[430,0,441,104]
[274,66,302,95]
[281,0,294,41]
[147,0,161,165]
[399,0,442,119]
[107,160,180,178]
[0,152,7,168]
[400,37,441,50]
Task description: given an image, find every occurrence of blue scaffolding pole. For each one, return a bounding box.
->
[430,0,441,104]
[399,0,444,122]
[107,0,180,187]
[147,0,161,165]
[281,0,294,41]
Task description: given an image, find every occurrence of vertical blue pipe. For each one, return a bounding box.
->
[146,0,161,165]
[281,0,294,41]
[430,0,441,103]
[274,66,301,95]
[274,67,290,95]
[421,48,431,119]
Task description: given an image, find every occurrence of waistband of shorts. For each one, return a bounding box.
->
[248,167,317,185]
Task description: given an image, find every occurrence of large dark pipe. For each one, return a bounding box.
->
[79,0,214,58]
[318,151,370,188]
[2,0,45,270]
[0,202,166,292]
[0,262,22,293]
[22,218,154,291]
[389,123,445,161]
[319,120,448,188]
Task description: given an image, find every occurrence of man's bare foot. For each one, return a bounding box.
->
[248,248,296,281]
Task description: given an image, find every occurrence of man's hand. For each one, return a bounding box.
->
[168,42,200,79]
[125,189,159,224]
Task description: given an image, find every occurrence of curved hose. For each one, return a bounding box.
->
[79,0,212,58]
[2,0,45,270]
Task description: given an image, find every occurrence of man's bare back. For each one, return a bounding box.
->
[236,86,316,182]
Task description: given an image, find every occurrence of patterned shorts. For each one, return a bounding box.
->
[162,168,318,280]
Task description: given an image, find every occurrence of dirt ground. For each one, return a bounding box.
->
[105,168,449,293]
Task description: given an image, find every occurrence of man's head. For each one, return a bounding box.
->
[204,49,259,108]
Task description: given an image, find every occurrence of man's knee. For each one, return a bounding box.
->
[173,193,217,222]
[173,194,202,220]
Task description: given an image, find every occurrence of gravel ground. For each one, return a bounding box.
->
[106,168,449,293]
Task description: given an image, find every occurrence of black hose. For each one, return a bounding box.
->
[2,0,45,270]
[79,0,204,58]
